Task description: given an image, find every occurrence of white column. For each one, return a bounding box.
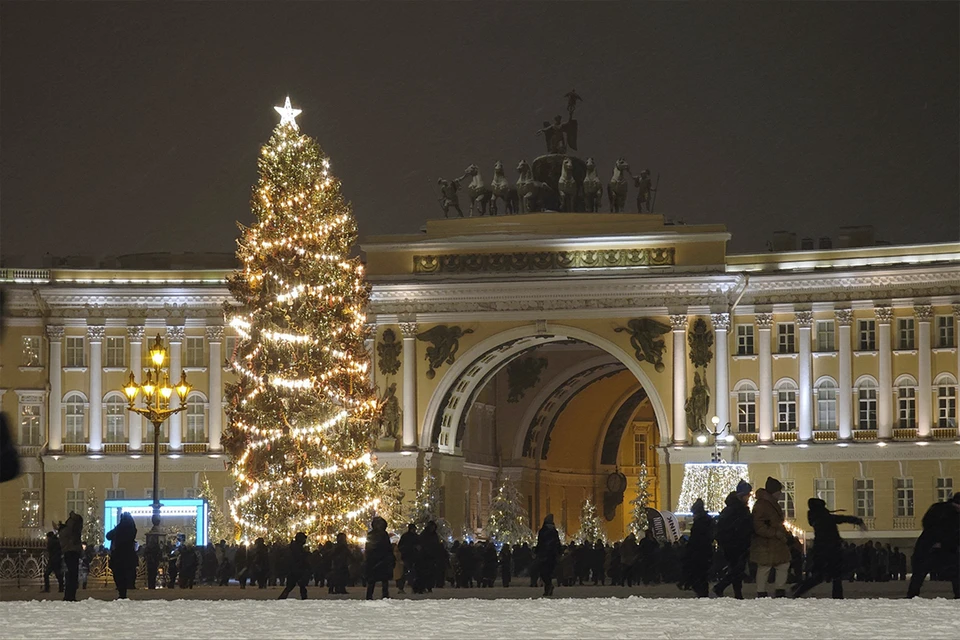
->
[711,313,731,429]
[46,325,64,451]
[399,322,418,450]
[797,311,813,442]
[127,326,144,451]
[876,306,894,440]
[837,309,853,440]
[87,325,104,452]
[670,314,688,444]
[167,325,184,450]
[207,325,224,451]
[756,313,774,443]
[915,305,933,439]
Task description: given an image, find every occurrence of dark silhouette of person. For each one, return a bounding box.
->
[792,498,865,599]
[59,511,83,601]
[536,514,561,596]
[105,512,138,599]
[364,516,395,600]
[683,498,714,597]
[907,493,960,599]
[278,532,310,600]
[397,523,419,593]
[252,537,269,588]
[43,530,64,593]
[713,480,754,599]
[499,543,513,587]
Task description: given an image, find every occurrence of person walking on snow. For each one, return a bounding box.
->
[277,532,311,600]
[792,498,865,599]
[713,479,753,599]
[750,476,791,598]
[536,514,561,596]
[907,493,960,599]
[364,516,395,600]
[683,498,714,598]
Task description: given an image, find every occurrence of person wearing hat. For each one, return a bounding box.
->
[750,476,791,597]
[536,514,561,596]
[792,498,865,599]
[277,532,311,600]
[684,498,714,597]
[713,479,753,598]
[907,492,960,599]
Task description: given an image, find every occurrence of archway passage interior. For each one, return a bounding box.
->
[427,335,661,541]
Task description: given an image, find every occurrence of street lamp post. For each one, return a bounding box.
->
[698,415,739,463]
[122,334,192,544]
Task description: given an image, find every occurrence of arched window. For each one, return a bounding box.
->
[63,392,86,443]
[775,379,798,431]
[935,373,958,429]
[104,393,127,443]
[815,378,838,430]
[895,375,917,429]
[185,393,207,443]
[734,381,757,433]
[857,378,878,430]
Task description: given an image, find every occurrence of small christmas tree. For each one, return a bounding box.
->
[628,463,651,537]
[406,461,452,541]
[82,488,103,545]
[199,473,231,543]
[574,498,605,544]
[484,476,531,545]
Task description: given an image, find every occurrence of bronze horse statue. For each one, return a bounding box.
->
[490,161,519,215]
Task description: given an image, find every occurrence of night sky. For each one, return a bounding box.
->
[1,2,957,265]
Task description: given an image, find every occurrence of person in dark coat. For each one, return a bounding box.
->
[499,543,513,587]
[167,534,183,588]
[328,532,351,594]
[907,493,960,599]
[637,529,659,585]
[105,512,138,599]
[713,480,754,599]
[364,516,394,600]
[683,498,714,597]
[179,543,198,589]
[397,523,419,593]
[791,498,865,599]
[536,514,561,596]
[415,521,442,593]
[278,532,311,599]
[252,538,269,589]
[43,530,64,593]
[59,511,83,601]
[235,543,248,588]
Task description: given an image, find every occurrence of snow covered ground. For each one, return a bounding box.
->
[2,597,957,639]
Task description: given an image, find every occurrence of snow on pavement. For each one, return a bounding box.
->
[1,597,956,639]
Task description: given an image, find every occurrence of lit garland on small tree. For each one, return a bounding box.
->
[406,461,452,540]
[222,97,394,543]
[627,463,651,536]
[199,473,231,543]
[81,488,103,545]
[574,498,605,544]
[484,476,531,545]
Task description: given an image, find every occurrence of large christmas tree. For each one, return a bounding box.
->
[222,97,392,544]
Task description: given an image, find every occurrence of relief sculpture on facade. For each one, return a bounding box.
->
[614,318,672,372]
[416,325,474,379]
[376,328,402,376]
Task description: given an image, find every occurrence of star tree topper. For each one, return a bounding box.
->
[274,96,302,129]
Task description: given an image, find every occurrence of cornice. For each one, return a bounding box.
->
[668,442,960,464]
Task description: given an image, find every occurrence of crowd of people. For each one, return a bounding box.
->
[40,476,959,602]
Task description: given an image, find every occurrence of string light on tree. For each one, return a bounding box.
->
[627,463,651,536]
[484,476,532,546]
[574,498,606,544]
[676,463,749,514]
[221,96,394,544]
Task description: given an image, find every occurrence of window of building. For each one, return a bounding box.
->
[895,478,914,517]
[857,379,878,429]
[64,393,86,443]
[19,399,42,446]
[185,337,205,368]
[144,420,169,443]
[104,393,127,443]
[897,318,915,350]
[858,319,876,351]
[936,315,955,348]
[816,379,837,430]
[937,375,957,428]
[21,336,41,367]
[66,489,85,515]
[21,489,40,528]
[145,488,165,499]
[65,337,85,368]
[105,488,125,500]
[736,325,754,356]
[855,478,874,518]
[633,432,647,466]
[776,381,798,431]
[104,337,125,368]
[897,386,916,428]
[816,320,835,352]
[935,478,953,502]
[736,384,757,433]
[185,394,206,443]
[779,480,796,520]
[184,487,199,499]
[224,336,238,366]
[777,323,796,354]
[815,478,835,512]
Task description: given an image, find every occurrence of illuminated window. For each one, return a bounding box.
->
[736,383,757,433]
[936,375,957,428]
[816,379,837,430]
[104,393,127,443]
[857,379,878,429]
[894,478,914,517]
[21,336,41,367]
[633,432,648,466]
[64,393,86,443]
[18,399,43,446]
[736,325,754,356]
[185,394,207,443]
[777,323,795,354]
[896,376,916,428]
[776,381,797,431]
[897,318,915,350]
[855,478,874,518]
[816,321,835,352]
[858,320,876,351]
[815,478,835,512]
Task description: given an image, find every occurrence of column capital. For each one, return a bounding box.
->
[127,325,145,342]
[953,303,960,318]
[711,313,730,331]
[399,322,418,338]
[86,325,105,343]
[835,308,853,326]
[205,325,224,342]
[755,313,773,329]
[795,311,814,328]
[167,325,185,343]
[669,314,688,331]
[46,325,65,341]
[874,306,894,324]
[913,304,933,322]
